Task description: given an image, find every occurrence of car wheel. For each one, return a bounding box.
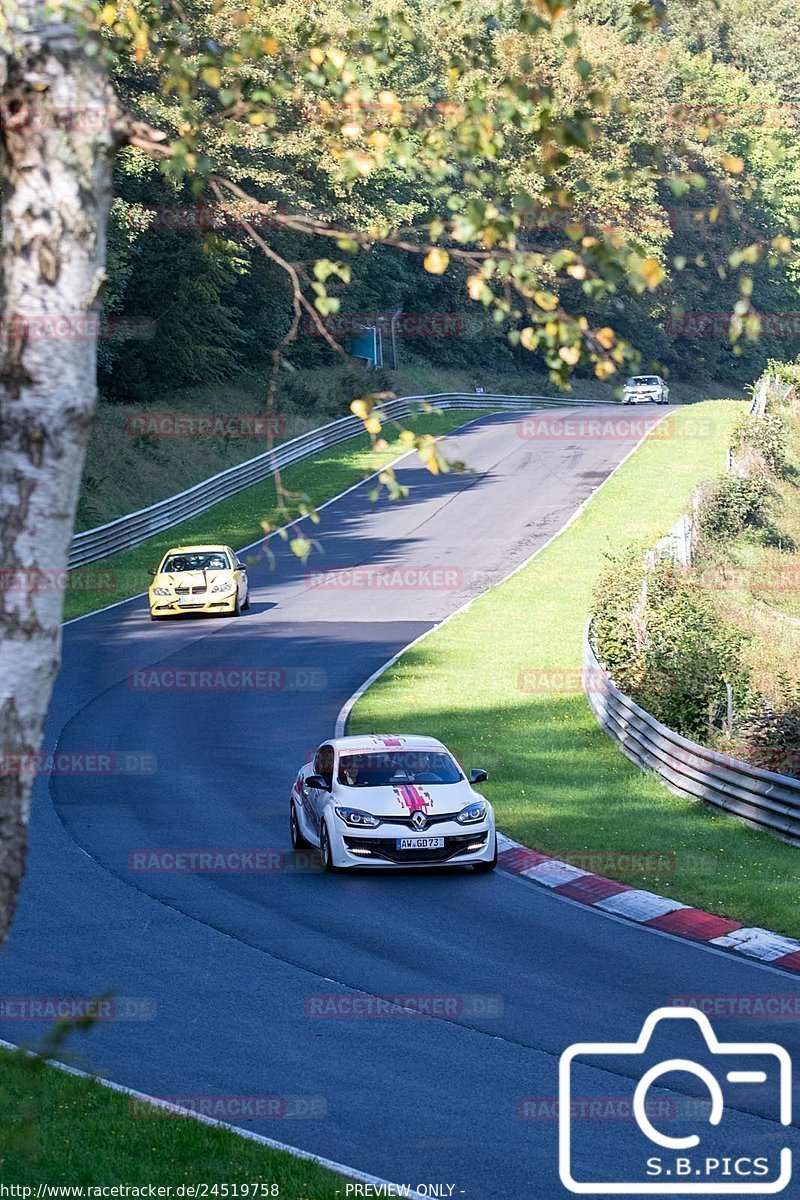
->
[229,592,241,617]
[242,587,250,611]
[473,835,498,873]
[290,801,310,849]
[320,822,337,872]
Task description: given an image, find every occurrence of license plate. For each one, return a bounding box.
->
[177,596,196,606]
[396,836,444,850]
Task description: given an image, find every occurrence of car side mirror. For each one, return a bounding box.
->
[148,568,157,576]
[236,560,246,570]
[306,774,330,791]
[469,768,488,784]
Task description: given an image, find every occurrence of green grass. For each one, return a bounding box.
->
[0,1047,345,1192]
[65,409,495,621]
[352,399,800,937]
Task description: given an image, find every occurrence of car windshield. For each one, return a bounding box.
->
[628,376,659,386]
[162,552,229,573]
[337,750,462,787]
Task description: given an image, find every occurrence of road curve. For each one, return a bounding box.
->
[3,406,799,1198]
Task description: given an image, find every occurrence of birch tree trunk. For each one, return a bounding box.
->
[0,3,121,946]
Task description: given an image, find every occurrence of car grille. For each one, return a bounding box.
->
[343,832,487,863]
[175,585,207,595]
[386,811,460,830]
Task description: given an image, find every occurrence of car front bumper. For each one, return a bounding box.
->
[149,593,238,616]
[622,392,660,404]
[330,817,496,869]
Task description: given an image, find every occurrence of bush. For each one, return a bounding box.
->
[694,474,770,543]
[739,703,800,780]
[731,412,790,477]
[593,548,750,741]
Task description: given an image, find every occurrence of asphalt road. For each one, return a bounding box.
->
[3,406,799,1198]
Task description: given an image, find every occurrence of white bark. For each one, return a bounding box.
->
[0,3,122,944]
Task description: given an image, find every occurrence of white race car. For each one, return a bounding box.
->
[621,374,670,405]
[290,735,497,872]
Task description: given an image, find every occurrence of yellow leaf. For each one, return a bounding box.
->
[201,67,221,88]
[423,248,450,275]
[467,275,484,300]
[350,399,372,419]
[341,122,361,139]
[309,48,325,65]
[520,327,537,350]
[533,291,558,311]
[425,456,440,475]
[721,154,745,175]
[566,263,587,280]
[248,112,268,125]
[327,48,346,70]
[595,359,616,380]
[595,326,616,350]
[353,152,374,175]
[641,258,665,289]
[99,4,117,25]
[262,37,279,54]
[558,345,580,365]
[365,416,382,435]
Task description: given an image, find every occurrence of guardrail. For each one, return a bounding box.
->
[69,390,610,569]
[583,623,800,846]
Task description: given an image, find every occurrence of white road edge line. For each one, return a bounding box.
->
[62,410,498,628]
[0,1038,428,1200]
[335,407,672,736]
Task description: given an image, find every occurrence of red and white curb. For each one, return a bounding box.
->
[496,835,800,974]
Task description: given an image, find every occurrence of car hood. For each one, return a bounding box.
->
[151,570,233,589]
[334,779,478,818]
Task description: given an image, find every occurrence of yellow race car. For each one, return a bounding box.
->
[148,544,249,620]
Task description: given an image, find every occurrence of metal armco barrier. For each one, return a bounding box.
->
[69,391,609,569]
[583,623,800,846]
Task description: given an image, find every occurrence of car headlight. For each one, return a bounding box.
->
[456,800,487,824]
[211,582,234,593]
[334,807,381,828]
[152,587,170,596]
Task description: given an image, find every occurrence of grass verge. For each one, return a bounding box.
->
[0,1046,345,1191]
[351,400,800,937]
[64,409,494,621]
